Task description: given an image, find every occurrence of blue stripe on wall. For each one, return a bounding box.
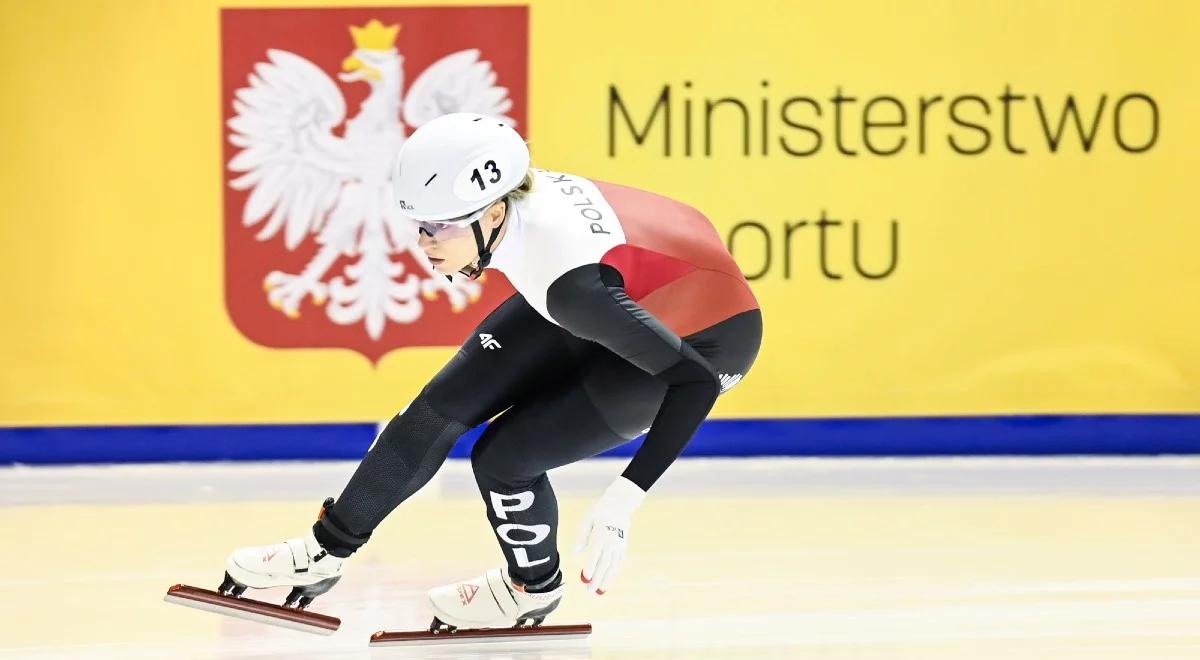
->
[2,414,1198,464]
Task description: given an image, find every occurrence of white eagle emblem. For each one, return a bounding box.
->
[226,20,514,339]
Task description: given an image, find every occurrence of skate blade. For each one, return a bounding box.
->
[163,584,340,636]
[369,624,591,647]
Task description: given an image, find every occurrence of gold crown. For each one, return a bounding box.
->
[349,19,399,51]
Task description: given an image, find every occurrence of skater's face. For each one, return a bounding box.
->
[416,201,507,275]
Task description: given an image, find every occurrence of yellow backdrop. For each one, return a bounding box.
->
[2,0,1197,425]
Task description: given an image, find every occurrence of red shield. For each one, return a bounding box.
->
[221,7,526,364]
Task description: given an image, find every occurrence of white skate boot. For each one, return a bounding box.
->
[427,568,564,632]
[221,527,345,609]
[369,569,591,647]
[165,498,348,634]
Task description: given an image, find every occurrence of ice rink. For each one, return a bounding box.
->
[3,456,1199,659]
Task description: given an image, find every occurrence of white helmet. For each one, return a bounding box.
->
[392,112,530,223]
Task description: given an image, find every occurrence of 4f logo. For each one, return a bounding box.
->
[479,333,502,350]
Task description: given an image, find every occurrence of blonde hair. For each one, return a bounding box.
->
[505,168,536,202]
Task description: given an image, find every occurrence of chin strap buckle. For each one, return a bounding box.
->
[455,214,506,281]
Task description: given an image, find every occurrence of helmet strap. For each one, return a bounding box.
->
[457,213,506,280]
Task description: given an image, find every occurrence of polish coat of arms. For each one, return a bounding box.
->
[221,7,527,363]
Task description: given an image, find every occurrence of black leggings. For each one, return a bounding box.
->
[318,294,762,585]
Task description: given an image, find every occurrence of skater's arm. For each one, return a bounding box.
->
[546,263,720,491]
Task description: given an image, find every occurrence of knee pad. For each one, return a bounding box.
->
[470,430,540,488]
[317,394,468,555]
[378,394,469,455]
[470,433,507,482]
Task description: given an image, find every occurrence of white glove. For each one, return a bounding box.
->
[573,476,646,595]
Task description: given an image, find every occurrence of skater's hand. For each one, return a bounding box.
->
[573,476,646,595]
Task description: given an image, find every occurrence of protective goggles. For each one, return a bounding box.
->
[414,203,494,237]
